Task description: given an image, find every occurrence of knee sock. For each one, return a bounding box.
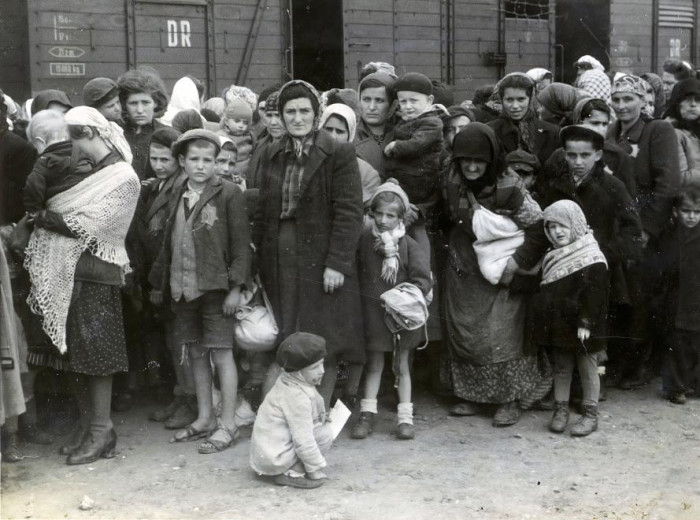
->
[360,398,377,414]
[397,402,413,425]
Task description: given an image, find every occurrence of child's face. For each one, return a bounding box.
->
[675,200,700,228]
[564,140,602,181]
[509,162,535,189]
[397,90,433,120]
[546,221,573,248]
[149,143,178,180]
[225,117,249,135]
[323,115,350,143]
[371,201,403,232]
[300,359,325,386]
[214,149,237,178]
[178,141,218,189]
[580,109,610,138]
[125,92,155,127]
[679,94,700,122]
[97,96,122,123]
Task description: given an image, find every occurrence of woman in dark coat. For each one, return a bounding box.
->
[488,73,560,166]
[254,80,365,407]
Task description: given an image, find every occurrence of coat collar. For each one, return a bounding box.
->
[176,174,224,219]
[145,170,187,222]
[269,130,335,195]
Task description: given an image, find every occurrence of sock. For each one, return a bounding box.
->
[397,402,413,425]
[359,398,378,414]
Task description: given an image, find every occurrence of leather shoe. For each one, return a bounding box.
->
[396,422,415,440]
[59,420,90,456]
[350,412,375,439]
[66,429,117,465]
[492,401,521,427]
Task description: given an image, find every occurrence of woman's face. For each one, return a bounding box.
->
[502,87,530,121]
[283,97,315,138]
[611,92,643,124]
[265,110,285,139]
[125,92,155,127]
[323,115,350,143]
[580,109,611,138]
[458,158,489,180]
[679,94,700,122]
[98,96,122,123]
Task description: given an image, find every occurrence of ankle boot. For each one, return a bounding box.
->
[66,428,117,465]
[350,412,375,439]
[59,418,90,456]
[548,401,569,433]
[1,431,23,463]
[570,405,598,437]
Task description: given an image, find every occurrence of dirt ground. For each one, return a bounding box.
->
[2,379,700,520]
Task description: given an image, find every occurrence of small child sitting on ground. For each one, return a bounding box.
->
[383,72,445,205]
[532,200,609,437]
[351,179,431,441]
[250,332,333,489]
[218,99,255,179]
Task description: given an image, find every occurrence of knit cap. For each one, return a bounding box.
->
[393,72,433,97]
[171,128,221,157]
[224,98,253,122]
[83,78,119,108]
[369,178,410,214]
[611,75,647,98]
[276,332,327,372]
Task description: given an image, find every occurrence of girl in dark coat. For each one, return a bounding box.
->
[533,200,609,437]
[254,80,365,408]
[487,73,560,167]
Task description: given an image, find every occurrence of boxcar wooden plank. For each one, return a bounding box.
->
[344,25,395,38]
[342,11,394,24]
[395,13,441,26]
[395,39,443,53]
[396,0,442,14]
[33,0,122,15]
[346,39,395,52]
[344,0,395,12]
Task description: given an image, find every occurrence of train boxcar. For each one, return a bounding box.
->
[1,0,699,104]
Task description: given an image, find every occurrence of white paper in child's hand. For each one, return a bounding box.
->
[328,400,351,439]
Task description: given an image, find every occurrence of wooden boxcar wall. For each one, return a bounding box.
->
[1,0,31,101]
[609,0,654,73]
[26,0,285,104]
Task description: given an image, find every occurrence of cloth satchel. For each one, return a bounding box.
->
[234,275,279,352]
[467,190,524,285]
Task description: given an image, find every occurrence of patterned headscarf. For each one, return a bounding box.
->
[577,69,612,102]
[576,55,605,72]
[640,72,666,117]
[611,75,647,98]
[223,85,258,113]
[64,106,133,163]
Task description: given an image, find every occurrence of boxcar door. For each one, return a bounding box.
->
[503,0,554,76]
[133,1,210,92]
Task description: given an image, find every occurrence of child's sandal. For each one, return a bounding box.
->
[170,421,216,443]
[198,422,239,454]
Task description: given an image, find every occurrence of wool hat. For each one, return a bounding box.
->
[31,89,73,115]
[224,98,253,122]
[506,150,540,172]
[452,123,495,163]
[171,128,221,157]
[150,126,181,149]
[444,105,475,123]
[559,124,604,150]
[611,75,647,98]
[83,78,119,108]
[393,72,433,97]
[276,332,327,372]
[369,178,410,214]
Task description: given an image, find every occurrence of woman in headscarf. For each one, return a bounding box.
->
[23,106,140,465]
[665,78,700,186]
[441,123,549,426]
[576,69,612,103]
[640,72,667,119]
[487,73,559,166]
[526,68,553,94]
[159,76,204,127]
[536,83,587,127]
[253,80,365,408]
[319,103,381,208]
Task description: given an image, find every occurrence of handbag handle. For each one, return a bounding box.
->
[465,189,481,210]
[254,274,278,329]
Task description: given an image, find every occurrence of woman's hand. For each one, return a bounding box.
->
[577,327,591,341]
[323,267,345,294]
[499,256,520,286]
[223,286,242,316]
[306,470,327,480]
[150,289,163,306]
[383,141,396,157]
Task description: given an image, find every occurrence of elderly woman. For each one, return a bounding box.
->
[254,80,365,407]
[488,73,559,166]
[665,78,700,185]
[441,123,549,426]
[24,107,140,465]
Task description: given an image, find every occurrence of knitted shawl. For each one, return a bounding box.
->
[24,161,140,353]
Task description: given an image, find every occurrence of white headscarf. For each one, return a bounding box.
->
[64,106,133,163]
[319,103,357,141]
[576,55,605,72]
[160,77,202,126]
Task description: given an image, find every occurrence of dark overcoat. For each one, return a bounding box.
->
[487,116,560,167]
[253,130,365,357]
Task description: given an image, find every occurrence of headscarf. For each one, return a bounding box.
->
[640,72,667,118]
[575,55,605,72]
[277,79,322,157]
[497,72,539,154]
[541,200,607,285]
[172,108,204,133]
[451,122,503,194]
[265,91,280,113]
[576,69,611,102]
[223,85,258,114]
[527,68,552,82]
[611,75,647,98]
[319,103,357,141]
[64,106,133,163]
[664,78,700,138]
[160,77,201,126]
[537,83,588,122]
[202,97,226,119]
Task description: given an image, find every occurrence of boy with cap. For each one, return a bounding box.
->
[383,72,446,206]
[219,99,255,179]
[149,128,252,454]
[83,78,122,123]
[250,332,333,489]
[506,149,540,190]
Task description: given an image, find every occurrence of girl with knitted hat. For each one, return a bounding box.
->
[350,179,432,441]
[218,98,256,179]
[532,200,609,436]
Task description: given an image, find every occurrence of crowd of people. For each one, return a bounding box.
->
[1,53,699,489]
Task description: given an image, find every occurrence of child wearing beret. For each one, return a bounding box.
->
[250,332,333,489]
